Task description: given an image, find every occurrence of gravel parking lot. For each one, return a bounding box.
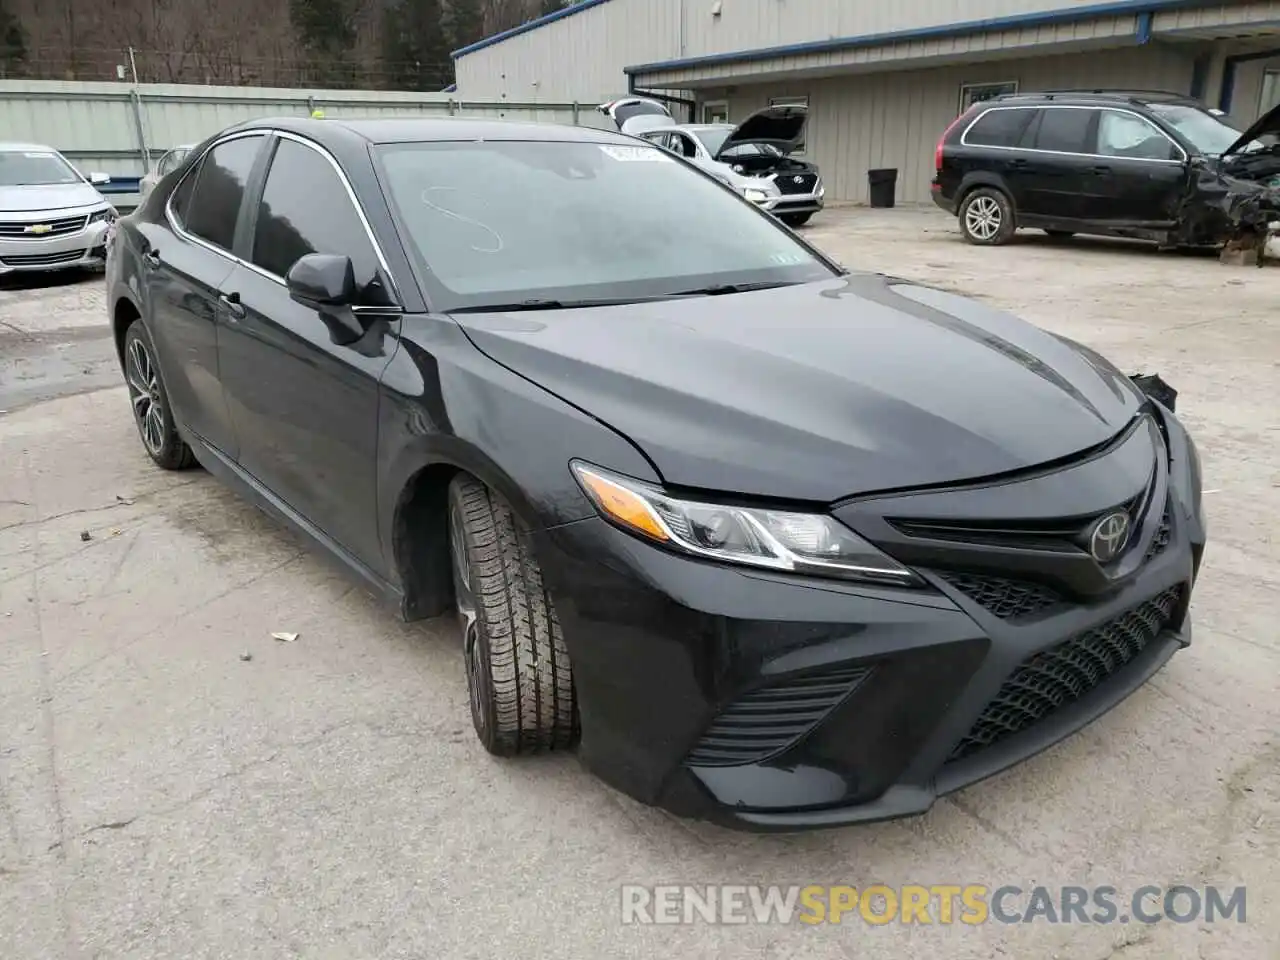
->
[2,206,1277,960]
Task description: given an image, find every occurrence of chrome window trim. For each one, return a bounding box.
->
[163,128,404,311]
[959,104,1188,165]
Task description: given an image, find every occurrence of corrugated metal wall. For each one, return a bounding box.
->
[0,79,598,181]
[678,0,1157,58]
[713,45,1199,205]
[454,0,673,102]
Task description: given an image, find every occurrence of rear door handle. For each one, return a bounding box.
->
[1091,164,1112,176]
[1008,158,1029,168]
[219,291,246,321]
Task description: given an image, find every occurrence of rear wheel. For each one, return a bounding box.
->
[781,213,812,227]
[448,475,577,756]
[122,322,196,470]
[959,188,1015,245]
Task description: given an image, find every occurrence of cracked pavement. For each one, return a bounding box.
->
[1,208,1277,959]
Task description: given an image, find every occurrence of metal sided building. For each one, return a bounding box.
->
[453,0,1280,204]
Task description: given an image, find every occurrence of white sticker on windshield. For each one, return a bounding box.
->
[598,145,671,162]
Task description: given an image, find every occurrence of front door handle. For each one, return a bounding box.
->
[219,291,246,321]
[1091,164,1112,176]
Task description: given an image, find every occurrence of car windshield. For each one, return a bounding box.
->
[376,139,835,312]
[1148,104,1250,155]
[0,149,81,186]
[692,127,734,157]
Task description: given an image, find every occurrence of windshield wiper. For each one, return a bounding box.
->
[448,297,654,314]
[663,280,799,297]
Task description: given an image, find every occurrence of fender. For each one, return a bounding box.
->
[957,171,1017,214]
[374,316,660,599]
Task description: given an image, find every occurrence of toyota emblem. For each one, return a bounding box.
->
[1089,511,1131,564]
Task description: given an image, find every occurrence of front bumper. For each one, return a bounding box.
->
[534,412,1205,831]
[0,212,111,274]
[764,191,825,216]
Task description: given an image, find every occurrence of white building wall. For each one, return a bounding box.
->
[454,0,675,102]
[711,45,1199,205]
[678,0,1170,59]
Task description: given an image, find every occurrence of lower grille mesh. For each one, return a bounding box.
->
[685,666,871,768]
[948,586,1183,762]
[937,572,1062,620]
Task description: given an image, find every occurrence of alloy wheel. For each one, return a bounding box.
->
[126,337,165,455]
[965,195,1003,241]
[450,498,489,739]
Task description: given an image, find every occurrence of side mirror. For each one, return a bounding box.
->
[286,253,356,306]
[286,254,364,345]
[88,171,111,185]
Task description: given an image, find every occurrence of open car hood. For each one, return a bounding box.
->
[1223,100,1280,157]
[720,104,807,156]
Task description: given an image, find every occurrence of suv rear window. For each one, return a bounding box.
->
[965,108,1035,147]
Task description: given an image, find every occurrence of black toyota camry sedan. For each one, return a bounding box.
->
[105,116,1205,831]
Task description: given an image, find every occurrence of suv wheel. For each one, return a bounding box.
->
[959,188,1015,245]
[448,474,578,756]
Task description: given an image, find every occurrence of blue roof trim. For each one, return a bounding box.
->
[624,0,1224,76]
[452,0,617,59]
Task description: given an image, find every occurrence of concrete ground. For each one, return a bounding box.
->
[1,208,1277,959]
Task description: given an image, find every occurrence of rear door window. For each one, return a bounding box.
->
[964,108,1036,147]
[183,136,265,251]
[1033,108,1097,155]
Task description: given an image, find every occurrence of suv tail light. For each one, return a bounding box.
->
[935,107,976,172]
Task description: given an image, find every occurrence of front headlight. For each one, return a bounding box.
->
[741,187,770,204]
[571,462,921,586]
[88,206,117,224]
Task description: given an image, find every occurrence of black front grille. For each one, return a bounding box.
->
[937,572,1062,620]
[0,213,88,239]
[0,249,86,267]
[948,586,1183,762]
[775,173,818,195]
[686,665,871,767]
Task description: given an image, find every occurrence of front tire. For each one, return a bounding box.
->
[781,213,812,227]
[959,187,1016,245]
[448,475,577,756]
[122,321,196,470]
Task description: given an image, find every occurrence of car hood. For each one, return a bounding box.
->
[1223,100,1280,157]
[0,182,103,213]
[720,105,807,156]
[452,275,1144,502]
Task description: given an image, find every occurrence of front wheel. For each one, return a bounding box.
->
[959,188,1015,245]
[781,213,812,227]
[448,475,577,756]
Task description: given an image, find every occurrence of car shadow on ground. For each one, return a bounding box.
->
[1006,231,1222,259]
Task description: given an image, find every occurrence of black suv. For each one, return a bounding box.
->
[931,89,1279,247]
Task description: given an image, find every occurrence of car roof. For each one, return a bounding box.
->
[0,141,59,153]
[220,116,638,147]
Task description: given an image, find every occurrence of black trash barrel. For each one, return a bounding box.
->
[867,168,898,208]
